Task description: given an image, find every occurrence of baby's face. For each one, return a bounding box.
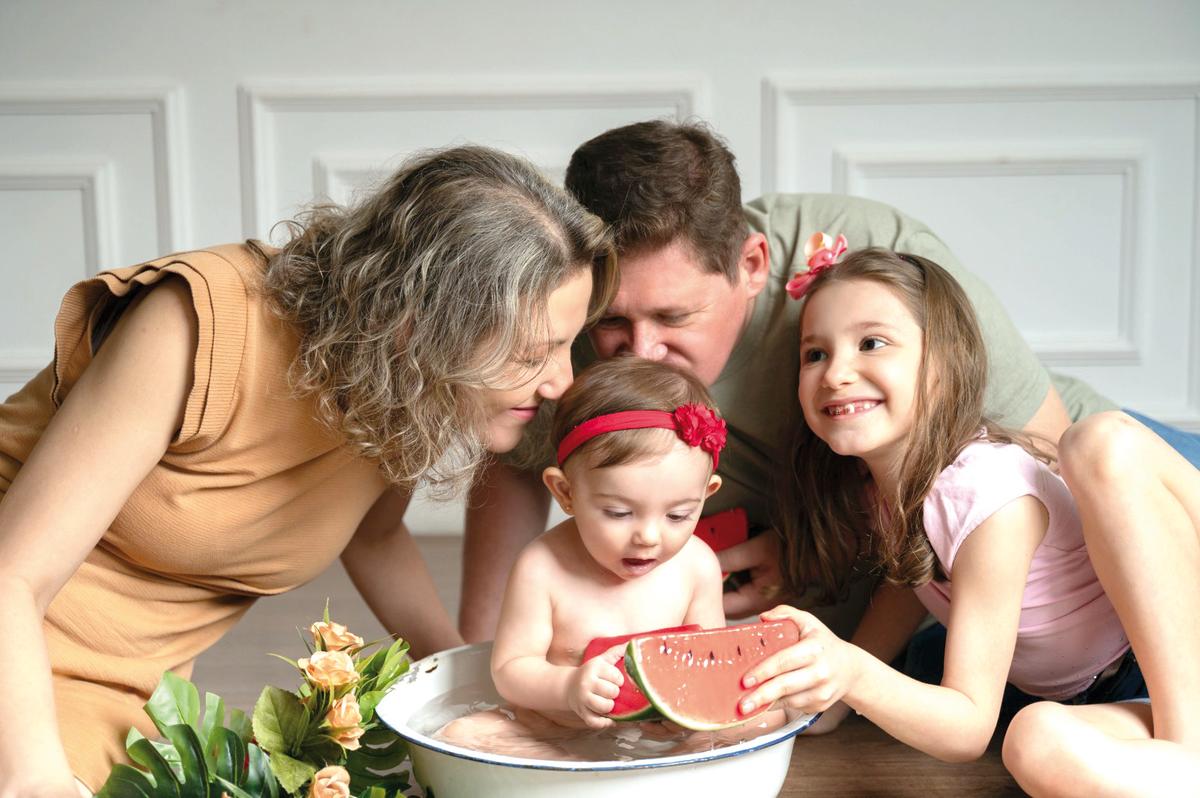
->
[566,439,720,580]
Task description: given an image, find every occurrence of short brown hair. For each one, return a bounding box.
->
[565,120,748,281]
[552,356,719,470]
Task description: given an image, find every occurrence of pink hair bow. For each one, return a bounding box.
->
[785,232,848,300]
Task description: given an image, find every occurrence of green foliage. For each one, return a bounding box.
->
[345,728,410,797]
[252,686,310,757]
[262,751,316,795]
[96,674,279,798]
[99,609,413,798]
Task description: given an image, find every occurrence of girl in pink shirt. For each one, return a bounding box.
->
[742,245,1200,795]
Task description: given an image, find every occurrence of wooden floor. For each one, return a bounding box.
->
[192,535,1024,796]
[783,718,1022,796]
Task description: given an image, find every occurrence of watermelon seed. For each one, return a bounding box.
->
[737,645,742,656]
[708,650,715,661]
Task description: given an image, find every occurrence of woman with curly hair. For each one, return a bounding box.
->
[0,145,616,794]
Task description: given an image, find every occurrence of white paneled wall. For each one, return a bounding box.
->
[2,0,1198,534]
[0,87,187,393]
[238,79,704,239]
[764,76,1200,423]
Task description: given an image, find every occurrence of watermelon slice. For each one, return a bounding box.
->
[624,620,801,730]
[583,624,701,721]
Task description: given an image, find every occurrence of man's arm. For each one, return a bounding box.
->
[459,460,551,642]
[341,488,464,659]
[1023,383,1071,448]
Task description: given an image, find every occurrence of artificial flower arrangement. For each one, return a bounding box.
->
[96,607,411,798]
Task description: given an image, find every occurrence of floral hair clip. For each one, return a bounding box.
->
[556,403,728,469]
[785,231,849,300]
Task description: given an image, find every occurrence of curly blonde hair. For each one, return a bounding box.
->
[257,145,616,491]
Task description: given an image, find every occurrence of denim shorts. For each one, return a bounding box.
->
[902,623,1148,727]
[1123,409,1200,470]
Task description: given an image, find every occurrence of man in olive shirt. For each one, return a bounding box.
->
[459,120,1182,644]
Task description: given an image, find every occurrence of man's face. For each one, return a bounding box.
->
[588,238,760,386]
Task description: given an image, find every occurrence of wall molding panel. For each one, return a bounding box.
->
[0,158,118,274]
[831,146,1142,366]
[762,74,1200,428]
[0,158,118,387]
[237,77,708,238]
[0,84,188,255]
[311,152,396,206]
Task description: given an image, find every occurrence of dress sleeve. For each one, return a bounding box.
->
[51,249,249,451]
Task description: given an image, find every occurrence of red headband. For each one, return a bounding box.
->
[556,404,727,469]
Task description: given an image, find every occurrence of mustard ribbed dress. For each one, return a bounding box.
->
[0,245,388,789]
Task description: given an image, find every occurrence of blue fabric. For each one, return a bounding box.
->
[1124,409,1200,469]
[902,623,1147,728]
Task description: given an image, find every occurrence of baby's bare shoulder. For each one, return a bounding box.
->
[679,535,723,574]
[512,521,579,572]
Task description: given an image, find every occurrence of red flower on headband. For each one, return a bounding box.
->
[785,232,849,300]
[673,404,727,459]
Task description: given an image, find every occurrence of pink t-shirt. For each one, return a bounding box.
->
[912,440,1128,699]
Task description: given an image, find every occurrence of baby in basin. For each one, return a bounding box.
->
[437,356,729,757]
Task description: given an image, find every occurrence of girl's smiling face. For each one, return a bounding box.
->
[544,436,721,581]
[798,278,927,481]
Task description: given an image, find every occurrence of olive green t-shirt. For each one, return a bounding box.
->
[568,193,1116,531]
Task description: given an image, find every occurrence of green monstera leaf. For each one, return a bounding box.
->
[344,728,410,798]
[95,674,278,798]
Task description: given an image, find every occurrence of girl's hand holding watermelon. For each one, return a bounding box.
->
[737,606,863,718]
[567,643,627,728]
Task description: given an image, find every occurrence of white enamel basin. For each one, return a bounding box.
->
[376,641,818,798]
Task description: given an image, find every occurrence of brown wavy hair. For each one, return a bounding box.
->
[552,356,719,471]
[565,120,748,280]
[256,145,617,491]
[777,248,1052,600]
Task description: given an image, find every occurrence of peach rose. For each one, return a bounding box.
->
[310,620,364,652]
[308,765,351,798]
[331,724,365,750]
[298,650,360,689]
[325,694,365,751]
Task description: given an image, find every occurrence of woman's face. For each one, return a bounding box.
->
[483,269,594,453]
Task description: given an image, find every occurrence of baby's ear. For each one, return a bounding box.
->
[705,474,723,499]
[542,466,575,515]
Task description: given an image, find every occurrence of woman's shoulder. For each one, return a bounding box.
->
[55,243,280,451]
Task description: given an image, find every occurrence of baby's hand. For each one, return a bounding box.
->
[568,643,625,728]
[736,605,860,717]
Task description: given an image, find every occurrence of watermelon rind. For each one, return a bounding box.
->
[609,703,661,722]
[584,624,700,722]
[624,622,800,731]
